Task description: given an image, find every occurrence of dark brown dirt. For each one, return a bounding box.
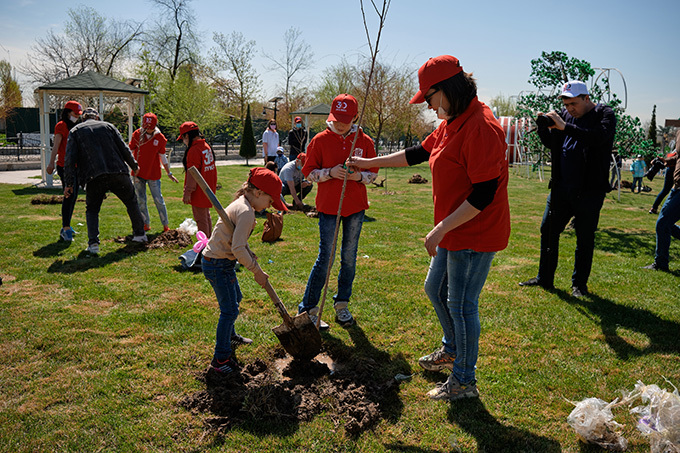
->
[179,338,408,437]
[31,194,86,204]
[408,174,428,184]
[146,229,192,249]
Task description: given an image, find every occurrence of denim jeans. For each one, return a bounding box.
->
[537,187,605,290]
[85,173,145,245]
[654,188,680,269]
[424,248,495,384]
[56,165,79,228]
[202,257,242,360]
[133,176,169,226]
[632,177,643,192]
[299,210,365,312]
[652,168,675,211]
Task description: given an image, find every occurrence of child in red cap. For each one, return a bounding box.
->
[201,167,287,374]
[179,122,217,237]
[298,94,379,328]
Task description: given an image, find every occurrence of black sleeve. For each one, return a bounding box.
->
[467,178,498,211]
[405,145,430,166]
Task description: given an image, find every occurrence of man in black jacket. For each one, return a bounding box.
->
[519,81,616,297]
[64,108,146,255]
[287,116,307,161]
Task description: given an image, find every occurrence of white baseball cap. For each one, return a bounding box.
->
[559,81,589,98]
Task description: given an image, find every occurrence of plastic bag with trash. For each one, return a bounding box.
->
[629,380,680,453]
[567,397,628,451]
[178,218,198,236]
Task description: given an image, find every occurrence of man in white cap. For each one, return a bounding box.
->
[519,81,616,297]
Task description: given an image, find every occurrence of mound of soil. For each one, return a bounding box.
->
[31,195,64,204]
[286,203,319,218]
[147,229,192,249]
[408,174,428,184]
[180,345,404,437]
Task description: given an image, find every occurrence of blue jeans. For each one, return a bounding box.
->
[133,176,169,226]
[202,257,242,361]
[652,168,674,210]
[632,176,643,192]
[537,188,605,290]
[299,210,365,312]
[424,248,495,384]
[56,165,79,228]
[85,173,145,246]
[654,188,680,269]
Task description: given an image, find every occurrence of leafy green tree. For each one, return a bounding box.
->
[239,104,257,165]
[648,105,657,149]
[489,93,517,117]
[0,60,22,120]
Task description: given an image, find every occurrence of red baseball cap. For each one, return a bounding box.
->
[177,121,199,141]
[64,100,82,115]
[410,55,463,104]
[142,113,158,130]
[248,167,288,212]
[328,94,358,124]
[296,152,306,163]
[294,116,302,123]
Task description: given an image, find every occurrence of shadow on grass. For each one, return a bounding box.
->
[33,240,73,258]
[596,227,656,257]
[44,241,149,273]
[383,442,445,452]
[12,186,63,196]
[554,288,680,359]
[446,398,561,452]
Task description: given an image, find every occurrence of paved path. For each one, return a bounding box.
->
[0,158,251,186]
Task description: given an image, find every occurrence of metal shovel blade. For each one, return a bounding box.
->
[272,311,323,361]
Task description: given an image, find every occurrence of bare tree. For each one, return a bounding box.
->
[263,27,314,109]
[210,32,261,122]
[145,0,200,81]
[22,6,143,84]
[315,57,358,105]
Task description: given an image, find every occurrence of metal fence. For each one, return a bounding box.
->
[0,143,41,162]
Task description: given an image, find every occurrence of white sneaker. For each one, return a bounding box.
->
[307,307,329,330]
[333,301,355,327]
[132,234,148,243]
[86,243,99,255]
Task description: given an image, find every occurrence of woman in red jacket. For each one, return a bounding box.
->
[179,122,217,237]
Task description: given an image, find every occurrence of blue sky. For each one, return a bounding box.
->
[1,0,678,125]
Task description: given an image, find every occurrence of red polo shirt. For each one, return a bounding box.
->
[54,121,70,167]
[302,127,378,216]
[184,139,217,208]
[422,98,510,252]
[129,128,168,180]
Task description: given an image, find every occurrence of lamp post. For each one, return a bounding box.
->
[262,96,283,121]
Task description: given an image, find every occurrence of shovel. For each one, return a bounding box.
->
[187,166,322,360]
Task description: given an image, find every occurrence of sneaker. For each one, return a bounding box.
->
[649,208,658,214]
[231,333,253,350]
[144,224,151,232]
[210,356,240,374]
[132,234,148,243]
[518,277,554,290]
[333,301,355,327]
[306,307,329,330]
[427,374,478,401]
[418,346,455,371]
[59,228,73,242]
[571,286,587,298]
[642,262,669,272]
[86,243,99,255]
[163,225,170,232]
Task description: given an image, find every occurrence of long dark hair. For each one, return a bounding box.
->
[60,109,78,131]
[182,129,215,171]
[432,71,477,119]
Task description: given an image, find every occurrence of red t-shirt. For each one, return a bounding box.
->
[54,121,70,167]
[422,98,510,252]
[184,139,217,208]
[302,127,378,216]
[129,128,168,180]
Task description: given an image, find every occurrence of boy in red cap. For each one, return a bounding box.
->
[298,94,379,328]
[201,167,287,374]
[129,113,178,232]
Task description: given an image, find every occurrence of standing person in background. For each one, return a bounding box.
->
[129,113,178,233]
[46,100,82,242]
[180,121,217,238]
[274,147,288,174]
[262,119,279,165]
[350,55,510,401]
[288,116,307,161]
[63,108,146,255]
[649,137,677,214]
[630,154,646,193]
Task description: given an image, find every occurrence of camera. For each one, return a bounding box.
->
[645,158,665,181]
[535,114,555,128]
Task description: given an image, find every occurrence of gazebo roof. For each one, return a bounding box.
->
[291,103,331,116]
[36,71,148,96]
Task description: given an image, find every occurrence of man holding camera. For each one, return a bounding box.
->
[643,130,680,271]
[519,81,616,297]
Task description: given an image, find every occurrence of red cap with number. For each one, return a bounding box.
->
[328,94,358,124]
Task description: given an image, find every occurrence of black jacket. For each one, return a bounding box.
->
[64,119,138,187]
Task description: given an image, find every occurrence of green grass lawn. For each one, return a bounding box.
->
[1,164,678,452]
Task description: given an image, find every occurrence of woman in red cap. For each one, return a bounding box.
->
[350,55,510,401]
[129,113,178,232]
[201,167,287,374]
[47,100,82,242]
[179,121,217,237]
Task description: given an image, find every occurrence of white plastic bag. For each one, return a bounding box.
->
[567,397,628,451]
[629,380,680,453]
[177,218,198,236]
